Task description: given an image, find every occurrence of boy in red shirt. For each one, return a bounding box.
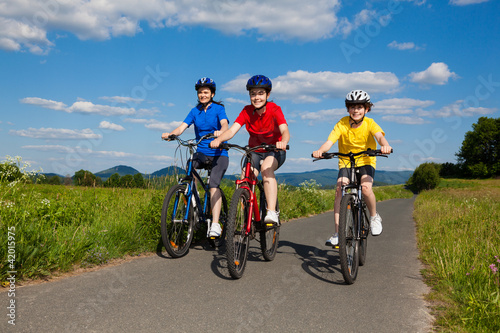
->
[211,75,290,224]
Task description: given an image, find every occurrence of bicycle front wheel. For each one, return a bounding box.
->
[226,188,251,279]
[338,194,359,284]
[161,184,195,258]
[259,194,280,261]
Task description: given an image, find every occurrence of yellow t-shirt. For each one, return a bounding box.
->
[327,116,384,169]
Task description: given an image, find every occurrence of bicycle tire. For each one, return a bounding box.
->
[358,201,369,266]
[210,190,229,248]
[259,193,280,261]
[161,184,195,258]
[338,194,359,284]
[226,188,251,279]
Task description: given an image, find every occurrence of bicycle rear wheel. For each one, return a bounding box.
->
[338,194,359,284]
[161,184,195,258]
[259,193,280,261]
[226,188,251,279]
[358,201,369,266]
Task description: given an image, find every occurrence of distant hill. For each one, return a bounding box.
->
[149,166,185,178]
[95,165,141,180]
[82,165,413,186]
[274,168,413,187]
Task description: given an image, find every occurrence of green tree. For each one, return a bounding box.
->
[104,173,121,187]
[407,162,440,193]
[456,117,500,178]
[120,174,135,188]
[74,169,101,187]
[133,173,145,188]
[48,175,61,185]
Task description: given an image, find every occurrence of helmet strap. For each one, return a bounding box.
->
[254,101,268,113]
[349,115,365,127]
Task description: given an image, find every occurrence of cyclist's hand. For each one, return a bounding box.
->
[161,132,171,140]
[380,145,392,154]
[276,141,288,150]
[312,150,324,158]
[213,130,222,137]
[210,139,221,148]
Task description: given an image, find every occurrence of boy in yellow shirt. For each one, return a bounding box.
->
[312,90,392,246]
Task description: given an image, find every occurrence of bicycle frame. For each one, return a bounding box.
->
[234,159,264,235]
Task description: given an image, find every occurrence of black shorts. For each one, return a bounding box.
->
[190,152,229,188]
[245,150,286,173]
[337,165,375,183]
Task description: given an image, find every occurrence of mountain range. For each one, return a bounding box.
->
[46,165,413,187]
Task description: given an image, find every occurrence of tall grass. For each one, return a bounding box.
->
[0,172,412,282]
[414,179,500,332]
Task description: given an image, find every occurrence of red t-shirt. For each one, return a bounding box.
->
[234,102,287,147]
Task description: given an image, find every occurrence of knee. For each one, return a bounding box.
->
[361,184,372,196]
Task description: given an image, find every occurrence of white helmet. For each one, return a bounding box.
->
[345,90,371,106]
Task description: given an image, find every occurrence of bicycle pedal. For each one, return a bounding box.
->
[334,245,339,249]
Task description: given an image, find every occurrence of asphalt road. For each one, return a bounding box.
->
[2,197,432,333]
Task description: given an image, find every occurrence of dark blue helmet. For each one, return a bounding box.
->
[246,75,272,92]
[195,77,216,93]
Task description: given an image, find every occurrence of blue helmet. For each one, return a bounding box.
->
[246,75,272,92]
[195,77,216,93]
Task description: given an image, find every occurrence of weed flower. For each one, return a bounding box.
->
[490,264,498,274]
[41,198,50,207]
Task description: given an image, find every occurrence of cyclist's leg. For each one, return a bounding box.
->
[261,151,286,212]
[208,155,228,225]
[359,166,376,217]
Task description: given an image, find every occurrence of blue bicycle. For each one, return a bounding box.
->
[161,134,228,258]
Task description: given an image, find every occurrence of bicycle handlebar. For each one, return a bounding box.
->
[162,133,215,147]
[311,148,393,162]
[219,143,290,153]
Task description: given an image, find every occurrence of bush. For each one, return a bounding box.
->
[407,162,440,193]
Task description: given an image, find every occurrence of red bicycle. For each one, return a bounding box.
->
[219,143,288,279]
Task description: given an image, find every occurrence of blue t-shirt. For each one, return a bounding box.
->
[183,103,229,157]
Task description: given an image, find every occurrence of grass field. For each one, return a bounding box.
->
[414,178,500,332]
[0,176,412,282]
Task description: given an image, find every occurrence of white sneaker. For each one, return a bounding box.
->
[264,210,280,226]
[370,213,383,236]
[325,233,338,246]
[208,222,222,237]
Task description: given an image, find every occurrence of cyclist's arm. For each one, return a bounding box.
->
[210,122,242,148]
[161,122,188,140]
[214,119,229,137]
[374,132,392,154]
[276,123,290,150]
[312,140,334,158]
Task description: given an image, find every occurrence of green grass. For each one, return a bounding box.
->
[0,177,412,283]
[414,179,500,332]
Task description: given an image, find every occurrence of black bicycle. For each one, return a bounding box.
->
[313,149,391,284]
[161,134,228,258]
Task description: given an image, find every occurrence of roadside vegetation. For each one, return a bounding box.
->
[414,178,500,332]
[0,156,412,283]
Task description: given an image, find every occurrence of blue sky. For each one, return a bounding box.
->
[1,0,499,177]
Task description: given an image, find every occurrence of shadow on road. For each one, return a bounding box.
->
[278,240,346,285]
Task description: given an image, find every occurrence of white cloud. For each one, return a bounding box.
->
[388,41,424,51]
[20,97,136,116]
[0,0,344,54]
[429,100,497,118]
[10,127,102,140]
[144,120,183,132]
[21,145,75,153]
[20,97,67,111]
[408,62,459,85]
[381,115,429,125]
[373,98,435,115]
[297,108,347,125]
[99,121,125,131]
[449,0,489,5]
[225,97,248,105]
[100,96,144,104]
[223,70,400,103]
